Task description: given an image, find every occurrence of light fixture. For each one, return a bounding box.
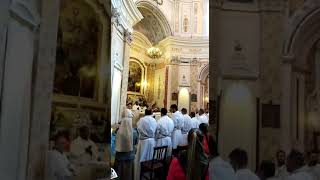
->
[142,80,148,87]
[147,47,162,59]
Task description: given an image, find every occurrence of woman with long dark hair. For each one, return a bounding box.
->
[167,128,209,180]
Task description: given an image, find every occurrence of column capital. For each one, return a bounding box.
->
[111,7,120,26]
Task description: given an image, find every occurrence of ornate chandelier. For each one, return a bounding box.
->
[147,47,162,59]
[153,0,163,5]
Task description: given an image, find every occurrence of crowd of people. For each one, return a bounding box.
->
[114,102,320,180]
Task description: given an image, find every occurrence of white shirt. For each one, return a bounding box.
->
[47,150,73,180]
[285,166,315,180]
[181,114,193,134]
[156,115,174,138]
[190,117,200,129]
[137,115,157,139]
[135,115,157,180]
[198,114,209,125]
[308,164,320,180]
[172,111,184,130]
[171,111,184,149]
[276,165,288,179]
[70,136,98,163]
[235,168,260,180]
[209,156,237,180]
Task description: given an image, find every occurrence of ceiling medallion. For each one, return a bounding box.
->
[153,0,163,5]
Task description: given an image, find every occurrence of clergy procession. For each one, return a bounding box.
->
[112,102,320,180]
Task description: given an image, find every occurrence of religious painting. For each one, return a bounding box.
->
[50,107,108,144]
[191,94,197,102]
[262,104,280,128]
[172,92,178,101]
[54,0,101,99]
[128,61,143,93]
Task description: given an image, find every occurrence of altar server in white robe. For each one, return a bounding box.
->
[285,150,315,180]
[156,108,174,155]
[180,108,193,146]
[229,148,260,180]
[198,109,209,125]
[169,104,184,150]
[190,112,200,129]
[134,109,157,180]
[47,133,75,180]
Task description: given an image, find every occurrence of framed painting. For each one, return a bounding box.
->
[191,94,197,102]
[261,104,280,128]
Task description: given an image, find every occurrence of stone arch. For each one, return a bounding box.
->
[283,1,320,66]
[199,64,209,83]
[134,0,172,44]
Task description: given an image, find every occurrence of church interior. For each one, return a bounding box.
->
[2,0,320,179]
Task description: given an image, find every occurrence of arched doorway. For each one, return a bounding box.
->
[281,1,320,152]
[178,87,190,112]
[198,64,209,110]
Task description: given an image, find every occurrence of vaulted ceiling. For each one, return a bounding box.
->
[133,7,168,45]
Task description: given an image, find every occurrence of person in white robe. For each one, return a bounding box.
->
[275,150,289,179]
[190,112,200,129]
[134,109,158,180]
[114,107,134,179]
[180,108,193,146]
[229,148,260,180]
[155,108,174,156]
[70,126,98,163]
[285,150,315,180]
[306,151,320,180]
[198,109,209,125]
[208,136,237,180]
[47,133,75,180]
[169,104,184,152]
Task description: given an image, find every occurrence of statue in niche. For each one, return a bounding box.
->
[183,16,189,32]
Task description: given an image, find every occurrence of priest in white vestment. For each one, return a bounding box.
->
[169,104,184,151]
[155,108,174,156]
[47,133,75,180]
[190,112,200,129]
[180,108,193,146]
[198,109,209,125]
[285,150,315,180]
[134,109,157,180]
[229,148,260,180]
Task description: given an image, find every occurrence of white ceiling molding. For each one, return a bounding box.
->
[111,0,143,32]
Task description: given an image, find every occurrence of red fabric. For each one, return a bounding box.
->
[203,136,210,155]
[167,158,209,180]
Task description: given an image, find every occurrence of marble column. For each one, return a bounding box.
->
[119,30,132,114]
[280,58,293,153]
